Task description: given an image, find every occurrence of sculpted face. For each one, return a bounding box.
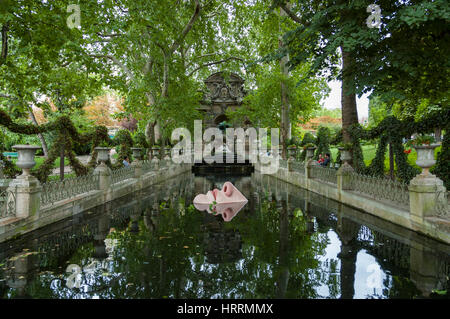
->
[193,182,248,222]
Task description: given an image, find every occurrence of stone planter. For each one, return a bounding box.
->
[288,147,297,159]
[95,147,110,164]
[306,147,316,160]
[164,147,171,160]
[339,147,352,165]
[13,145,41,176]
[152,147,160,157]
[131,147,142,161]
[414,144,439,175]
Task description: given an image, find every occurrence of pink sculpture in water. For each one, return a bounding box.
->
[193,182,248,222]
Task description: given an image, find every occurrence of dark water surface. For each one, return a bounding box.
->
[0,172,449,299]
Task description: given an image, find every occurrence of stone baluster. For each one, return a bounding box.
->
[93,147,112,190]
[164,147,171,161]
[287,147,296,172]
[305,146,316,180]
[7,145,42,219]
[337,148,354,194]
[409,144,446,224]
[151,147,160,170]
[131,147,143,178]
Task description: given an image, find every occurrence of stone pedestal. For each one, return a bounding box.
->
[131,160,142,178]
[7,174,41,219]
[287,157,294,172]
[409,143,445,224]
[305,159,316,179]
[163,147,171,161]
[131,147,143,178]
[93,162,112,190]
[305,147,316,179]
[151,157,159,170]
[409,173,446,224]
[7,145,42,219]
[337,162,355,191]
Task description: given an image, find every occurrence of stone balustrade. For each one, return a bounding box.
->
[256,155,449,244]
[0,146,192,242]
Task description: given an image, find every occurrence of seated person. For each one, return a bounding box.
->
[123,156,130,167]
[318,154,324,164]
[320,153,331,167]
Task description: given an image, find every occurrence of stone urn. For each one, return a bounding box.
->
[95,147,110,164]
[306,147,316,160]
[339,147,352,165]
[13,145,41,176]
[164,147,171,160]
[414,144,439,175]
[287,146,297,160]
[152,147,160,158]
[173,146,183,161]
[131,147,142,161]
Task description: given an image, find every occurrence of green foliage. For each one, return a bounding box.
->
[314,126,331,160]
[227,65,326,129]
[276,0,450,105]
[312,108,341,119]
[0,109,111,181]
[407,135,435,147]
[301,132,316,146]
[114,130,134,165]
[432,130,450,189]
[345,108,449,182]
[338,143,353,151]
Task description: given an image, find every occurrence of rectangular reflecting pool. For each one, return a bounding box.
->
[0,172,449,299]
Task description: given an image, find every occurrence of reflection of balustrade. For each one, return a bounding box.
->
[348,172,409,209]
[310,165,337,184]
[41,175,100,206]
[0,186,16,219]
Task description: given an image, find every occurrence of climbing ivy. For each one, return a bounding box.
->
[114,129,134,167]
[431,128,450,189]
[314,126,331,161]
[343,109,449,183]
[0,110,112,182]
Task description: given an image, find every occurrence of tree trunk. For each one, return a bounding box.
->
[0,23,8,65]
[389,143,394,180]
[154,121,161,145]
[28,105,49,158]
[434,128,441,142]
[279,5,291,160]
[145,120,155,146]
[60,144,65,181]
[341,48,359,165]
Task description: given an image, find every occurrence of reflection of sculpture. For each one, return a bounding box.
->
[193,182,248,222]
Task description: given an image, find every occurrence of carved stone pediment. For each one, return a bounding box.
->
[203,72,245,104]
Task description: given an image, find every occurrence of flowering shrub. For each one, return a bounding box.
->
[407,135,435,147]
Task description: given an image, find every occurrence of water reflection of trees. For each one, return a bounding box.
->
[1,173,449,299]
